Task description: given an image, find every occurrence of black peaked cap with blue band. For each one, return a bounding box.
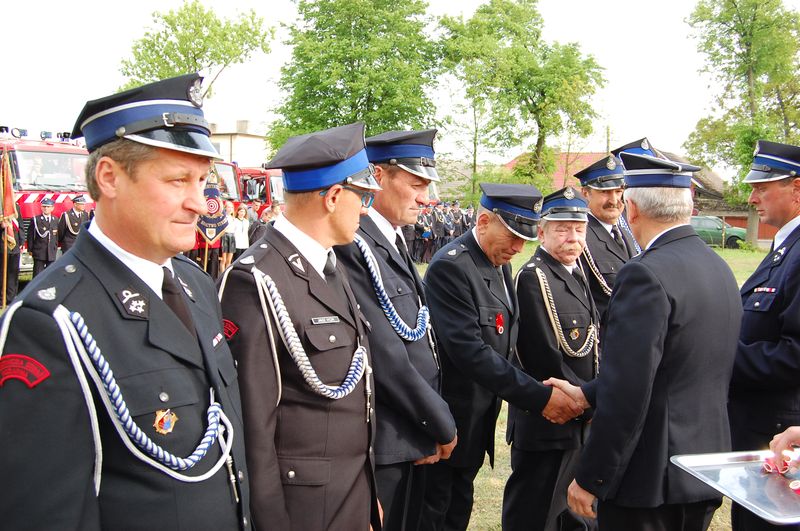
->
[745,140,800,183]
[72,195,87,204]
[366,129,440,182]
[574,154,625,190]
[266,122,381,193]
[541,187,589,221]
[611,137,661,160]
[71,73,220,159]
[479,182,542,241]
[40,197,55,207]
[620,152,699,188]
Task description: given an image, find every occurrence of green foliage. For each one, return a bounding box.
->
[457,165,515,206]
[685,0,800,207]
[510,146,557,196]
[120,0,273,96]
[267,0,438,148]
[440,0,604,170]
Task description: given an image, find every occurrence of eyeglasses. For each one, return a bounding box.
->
[319,185,376,208]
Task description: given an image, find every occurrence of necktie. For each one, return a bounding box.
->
[161,267,195,333]
[396,233,414,268]
[497,266,512,307]
[611,225,628,258]
[572,267,590,301]
[323,250,337,280]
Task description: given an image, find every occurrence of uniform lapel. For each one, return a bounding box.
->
[359,216,425,298]
[540,248,592,312]
[588,216,627,261]
[264,225,356,327]
[71,233,204,369]
[741,224,800,294]
[464,231,512,312]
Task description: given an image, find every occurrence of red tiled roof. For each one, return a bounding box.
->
[505,151,608,189]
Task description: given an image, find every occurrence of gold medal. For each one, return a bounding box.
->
[154,409,178,435]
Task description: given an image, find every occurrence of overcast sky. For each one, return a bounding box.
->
[4,0,798,177]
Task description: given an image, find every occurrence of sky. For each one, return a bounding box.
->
[3,0,798,177]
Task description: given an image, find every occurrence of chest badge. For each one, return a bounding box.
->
[154,409,179,435]
[773,247,786,262]
[495,312,504,335]
[570,328,580,340]
[117,289,149,319]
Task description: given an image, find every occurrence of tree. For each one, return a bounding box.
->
[120,0,273,96]
[268,0,438,148]
[440,0,604,176]
[686,0,800,242]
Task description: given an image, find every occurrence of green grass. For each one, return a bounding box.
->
[416,245,766,530]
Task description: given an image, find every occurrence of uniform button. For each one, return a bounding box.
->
[65,264,76,273]
[238,470,245,481]
[754,302,760,307]
[421,420,428,426]
[329,335,336,343]
[287,470,296,479]
[397,287,403,293]
[596,479,604,485]
[159,392,169,402]
[572,320,577,325]
[243,516,249,527]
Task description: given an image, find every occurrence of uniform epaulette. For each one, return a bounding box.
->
[440,243,468,260]
[232,241,271,270]
[175,252,202,270]
[19,260,83,315]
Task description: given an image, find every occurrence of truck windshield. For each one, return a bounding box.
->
[214,162,240,201]
[15,149,88,190]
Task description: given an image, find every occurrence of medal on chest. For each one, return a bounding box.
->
[495,312,504,335]
[154,409,179,435]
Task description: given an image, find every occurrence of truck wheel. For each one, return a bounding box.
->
[725,236,742,249]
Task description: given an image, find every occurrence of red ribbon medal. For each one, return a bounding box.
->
[495,312,504,335]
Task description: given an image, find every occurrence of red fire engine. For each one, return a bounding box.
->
[0,127,91,278]
[213,160,283,212]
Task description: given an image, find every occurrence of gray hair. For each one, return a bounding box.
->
[623,187,693,223]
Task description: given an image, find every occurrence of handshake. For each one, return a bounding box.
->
[540,378,590,424]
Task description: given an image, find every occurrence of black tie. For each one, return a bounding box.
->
[323,250,337,280]
[161,267,195,333]
[611,225,628,257]
[572,267,590,301]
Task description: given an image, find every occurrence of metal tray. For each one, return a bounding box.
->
[671,451,800,525]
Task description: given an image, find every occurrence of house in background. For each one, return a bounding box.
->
[209,120,269,167]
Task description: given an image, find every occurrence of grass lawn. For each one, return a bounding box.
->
[417,244,767,530]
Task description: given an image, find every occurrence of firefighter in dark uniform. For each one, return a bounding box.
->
[420,183,584,531]
[557,153,741,530]
[58,193,91,253]
[335,129,457,531]
[432,202,446,253]
[451,201,464,238]
[575,154,636,325]
[729,140,800,531]
[218,122,382,531]
[0,74,251,530]
[504,187,598,531]
[27,196,59,277]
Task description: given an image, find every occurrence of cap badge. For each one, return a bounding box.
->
[188,78,204,108]
[154,409,178,435]
[495,312,505,335]
[641,139,650,150]
[533,199,543,214]
[606,156,616,170]
[564,187,575,200]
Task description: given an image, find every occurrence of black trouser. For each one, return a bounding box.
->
[32,259,53,278]
[376,462,426,531]
[419,461,482,531]
[597,498,720,531]
[4,252,19,304]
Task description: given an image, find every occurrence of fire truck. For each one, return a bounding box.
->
[213,160,283,210]
[0,127,91,279]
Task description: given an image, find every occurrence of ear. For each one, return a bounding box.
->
[625,197,639,224]
[476,211,491,233]
[580,187,590,200]
[791,177,800,201]
[373,165,386,187]
[94,156,122,200]
[322,185,342,214]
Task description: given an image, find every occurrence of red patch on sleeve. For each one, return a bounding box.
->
[0,354,51,388]
[223,319,239,340]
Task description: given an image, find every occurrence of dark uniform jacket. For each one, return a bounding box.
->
[579,215,635,323]
[58,208,90,252]
[424,231,553,469]
[432,209,446,239]
[336,215,456,465]
[27,213,59,261]
[219,224,380,531]
[0,231,251,530]
[729,223,800,451]
[416,212,432,238]
[510,248,598,452]
[575,225,742,507]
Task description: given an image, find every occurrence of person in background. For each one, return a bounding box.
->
[248,207,271,245]
[728,140,800,531]
[220,201,236,272]
[231,205,250,260]
[27,197,59,277]
[58,194,90,253]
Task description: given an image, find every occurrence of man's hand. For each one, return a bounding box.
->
[544,377,590,410]
[438,435,458,460]
[770,426,800,469]
[414,452,440,465]
[567,479,597,518]
[541,386,583,424]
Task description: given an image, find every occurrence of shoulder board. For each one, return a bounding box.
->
[20,260,83,314]
[232,241,273,269]
[439,243,468,261]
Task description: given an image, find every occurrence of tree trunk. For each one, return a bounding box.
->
[746,207,760,246]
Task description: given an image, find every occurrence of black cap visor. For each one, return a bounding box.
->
[495,209,538,241]
[394,159,440,182]
[745,164,798,184]
[587,175,625,190]
[126,129,221,160]
[541,207,589,222]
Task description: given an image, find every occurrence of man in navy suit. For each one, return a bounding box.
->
[553,152,741,530]
[729,140,800,531]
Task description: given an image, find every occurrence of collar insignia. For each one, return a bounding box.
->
[117,289,149,319]
[37,287,56,301]
[239,255,255,265]
[288,253,305,273]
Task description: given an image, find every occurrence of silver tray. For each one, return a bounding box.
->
[671,451,800,525]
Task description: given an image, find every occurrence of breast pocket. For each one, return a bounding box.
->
[478,306,505,328]
[558,312,591,350]
[744,291,776,312]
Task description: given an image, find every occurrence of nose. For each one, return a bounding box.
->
[186,181,208,215]
[747,189,758,205]
[510,236,525,253]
